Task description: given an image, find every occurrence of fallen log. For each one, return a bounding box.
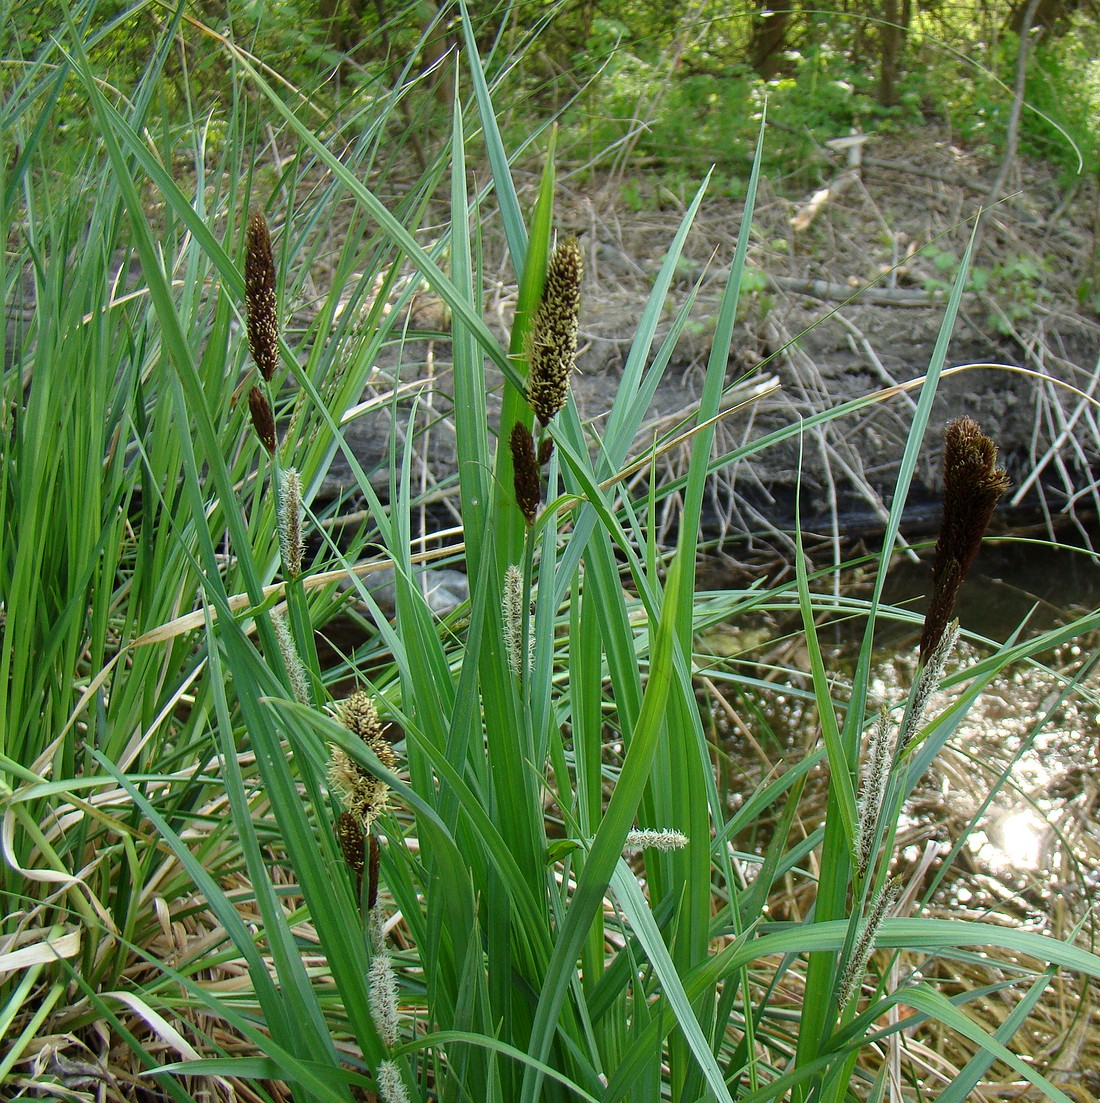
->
[768,275,949,308]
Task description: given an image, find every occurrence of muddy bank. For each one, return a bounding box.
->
[323,128,1100,548]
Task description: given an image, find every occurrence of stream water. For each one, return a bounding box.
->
[876,535,1100,647]
[707,530,1100,945]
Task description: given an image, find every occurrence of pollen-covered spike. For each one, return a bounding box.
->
[855,708,895,879]
[623,828,689,853]
[837,877,901,1010]
[369,952,400,1049]
[328,745,390,829]
[900,619,960,752]
[502,564,526,677]
[340,691,397,769]
[272,612,310,705]
[277,467,303,579]
[526,236,582,426]
[377,1061,410,1103]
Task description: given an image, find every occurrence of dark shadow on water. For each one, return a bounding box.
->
[874,535,1100,653]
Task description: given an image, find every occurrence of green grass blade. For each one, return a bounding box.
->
[609,863,735,1103]
[520,551,686,1103]
[900,985,1075,1103]
[457,0,527,268]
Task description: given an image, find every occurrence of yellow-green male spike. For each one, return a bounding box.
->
[526,236,582,425]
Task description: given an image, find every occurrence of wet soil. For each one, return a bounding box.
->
[324,125,1100,550]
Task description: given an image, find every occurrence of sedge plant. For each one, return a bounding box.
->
[3,3,1100,1102]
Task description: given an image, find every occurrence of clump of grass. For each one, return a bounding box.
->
[3,4,1100,1103]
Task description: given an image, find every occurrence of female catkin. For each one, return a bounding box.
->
[245,209,279,383]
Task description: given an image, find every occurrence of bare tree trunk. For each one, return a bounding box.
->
[1007,0,1082,35]
[416,0,456,108]
[749,1,791,79]
[985,0,1042,210]
[878,0,906,107]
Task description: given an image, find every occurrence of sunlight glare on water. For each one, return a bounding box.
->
[987,809,1047,871]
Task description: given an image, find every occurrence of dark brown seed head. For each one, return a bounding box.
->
[538,437,554,467]
[248,385,277,454]
[367,833,380,911]
[245,209,279,382]
[335,811,365,880]
[526,236,582,425]
[510,421,540,524]
[919,416,1010,659]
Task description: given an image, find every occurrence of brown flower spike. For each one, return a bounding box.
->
[248,385,277,454]
[919,417,1010,660]
[526,236,582,426]
[245,209,279,382]
[367,833,380,911]
[510,421,540,524]
[335,811,365,892]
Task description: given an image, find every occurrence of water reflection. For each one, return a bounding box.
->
[701,538,1100,939]
[971,810,1045,873]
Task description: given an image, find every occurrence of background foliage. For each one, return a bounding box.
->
[7,0,1100,181]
